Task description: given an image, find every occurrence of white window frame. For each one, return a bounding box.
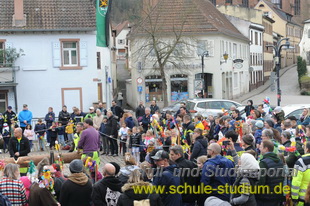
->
[60,39,80,69]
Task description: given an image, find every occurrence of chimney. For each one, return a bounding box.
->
[13,0,26,27]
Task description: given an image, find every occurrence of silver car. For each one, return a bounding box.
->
[186,99,243,117]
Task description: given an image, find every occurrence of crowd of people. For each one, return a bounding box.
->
[0,99,310,206]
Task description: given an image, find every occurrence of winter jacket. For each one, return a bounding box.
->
[245,105,255,117]
[44,112,55,128]
[195,121,204,130]
[256,152,284,202]
[93,115,104,130]
[291,153,310,201]
[117,182,163,206]
[118,165,140,185]
[129,133,141,148]
[152,165,182,206]
[183,122,195,146]
[297,116,310,126]
[99,123,107,135]
[8,136,30,159]
[254,129,262,145]
[23,129,35,140]
[111,106,124,121]
[141,114,151,132]
[230,175,258,206]
[28,183,58,206]
[57,126,65,135]
[150,104,159,114]
[34,123,46,136]
[92,176,123,206]
[160,136,171,152]
[125,117,135,129]
[190,135,208,161]
[135,105,145,120]
[3,110,17,125]
[174,157,199,203]
[59,173,93,206]
[106,116,118,137]
[74,112,87,124]
[274,110,285,125]
[201,155,235,201]
[18,110,32,127]
[58,110,70,125]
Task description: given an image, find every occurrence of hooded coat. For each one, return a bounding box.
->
[59,173,93,206]
[190,135,208,161]
[117,182,163,206]
[118,165,140,185]
[92,176,123,206]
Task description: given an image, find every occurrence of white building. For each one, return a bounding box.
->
[300,19,310,65]
[126,0,250,107]
[0,0,107,117]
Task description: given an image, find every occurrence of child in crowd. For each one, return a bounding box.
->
[197,155,208,169]
[24,124,35,150]
[171,129,178,146]
[10,118,19,138]
[65,121,74,143]
[127,128,132,154]
[129,126,141,163]
[2,123,10,153]
[49,121,58,149]
[34,119,46,151]
[57,122,65,146]
[161,130,172,152]
[119,122,129,155]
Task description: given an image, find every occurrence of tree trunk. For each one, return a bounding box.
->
[160,65,169,107]
[4,152,82,168]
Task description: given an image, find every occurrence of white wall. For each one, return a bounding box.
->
[0,32,98,117]
[300,23,310,63]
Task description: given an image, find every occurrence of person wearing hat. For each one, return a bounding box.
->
[85,106,96,119]
[241,134,256,155]
[59,159,92,206]
[3,106,17,127]
[264,119,275,129]
[273,106,285,127]
[151,150,182,206]
[18,104,33,132]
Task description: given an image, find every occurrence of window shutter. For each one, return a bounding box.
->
[5,42,13,48]
[52,42,61,67]
[80,41,88,67]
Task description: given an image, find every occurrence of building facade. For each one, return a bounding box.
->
[0,0,106,117]
[127,0,250,107]
[300,19,310,65]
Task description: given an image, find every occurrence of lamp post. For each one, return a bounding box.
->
[201,51,209,97]
[266,37,291,106]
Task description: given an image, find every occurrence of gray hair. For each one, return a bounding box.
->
[283,119,291,128]
[281,131,291,140]
[262,129,274,139]
[4,163,20,180]
[170,145,184,157]
[145,107,150,111]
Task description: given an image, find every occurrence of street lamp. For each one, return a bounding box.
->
[266,37,291,106]
[201,51,209,97]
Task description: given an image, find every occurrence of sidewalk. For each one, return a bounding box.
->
[233,64,297,104]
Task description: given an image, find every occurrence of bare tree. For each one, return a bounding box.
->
[129,0,196,106]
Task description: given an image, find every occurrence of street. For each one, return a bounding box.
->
[238,66,310,106]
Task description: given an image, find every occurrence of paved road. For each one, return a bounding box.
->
[240,66,310,106]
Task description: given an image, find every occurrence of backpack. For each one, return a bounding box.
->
[0,193,12,206]
[105,187,121,206]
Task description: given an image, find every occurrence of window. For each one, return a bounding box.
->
[250,30,253,44]
[209,0,216,6]
[255,32,258,45]
[226,0,232,4]
[259,33,262,46]
[60,39,80,68]
[0,41,5,66]
[308,29,310,38]
[97,52,101,69]
[118,39,125,44]
[242,0,249,7]
[233,43,237,59]
[272,0,282,9]
[294,0,300,15]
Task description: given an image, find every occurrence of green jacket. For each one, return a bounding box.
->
[258,152,283,185]
[291,153,310,200]
[85,112,96,119]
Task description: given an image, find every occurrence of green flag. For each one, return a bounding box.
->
[96,0,110,47]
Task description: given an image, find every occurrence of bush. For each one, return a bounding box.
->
[297,56,308,88]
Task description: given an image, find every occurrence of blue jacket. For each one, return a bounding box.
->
[201,155,235,201]
[297,116,310,126]
[125,117,135,129]
[18,110,33,127]
[153,165,182,206]
[254,129,262,145]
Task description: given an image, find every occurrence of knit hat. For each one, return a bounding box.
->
[151,150,169,160]
[240,153,260,170]
[109,162,120,175]
[242,135,254,146]
[69,159,84,173]
[265,119,274,128]
[255,120,264,129]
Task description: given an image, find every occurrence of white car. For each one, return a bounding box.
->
[186,99,243,117]
[282,104,310,119]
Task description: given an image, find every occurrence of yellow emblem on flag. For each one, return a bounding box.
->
[99,0,108,8]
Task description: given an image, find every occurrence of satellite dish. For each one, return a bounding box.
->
[249,67,254,72]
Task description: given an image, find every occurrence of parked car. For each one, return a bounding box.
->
[162,101,183,116]
[186,99,243,117]
[282,104,310,119]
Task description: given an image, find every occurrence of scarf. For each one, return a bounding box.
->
[68,173,89,185]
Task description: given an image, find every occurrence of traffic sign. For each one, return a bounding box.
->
[194,79,204,90]
[137,86,143,92]
[136,77,143,84]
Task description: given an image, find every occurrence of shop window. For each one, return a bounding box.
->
[171,74,188,102]
[145,75,162,102]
